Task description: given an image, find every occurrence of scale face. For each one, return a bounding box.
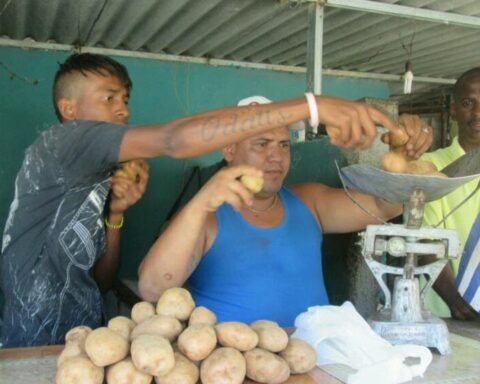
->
[339,163,480,355]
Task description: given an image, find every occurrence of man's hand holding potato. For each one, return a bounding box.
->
[192,166,263,213]
[382,114,433,159]
[109,159,150,216]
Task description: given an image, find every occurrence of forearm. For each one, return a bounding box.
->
[431,262,459,309]
[94,212,123,293]
[120,98,309,161]
[373,197,403,221]
[138,199,209,302]
[421,256,479,320]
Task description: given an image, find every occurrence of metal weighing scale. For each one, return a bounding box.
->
[339,163,480,355]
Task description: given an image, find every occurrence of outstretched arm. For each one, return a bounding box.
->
[293,183,402,234]
[138,165,262,302]
[120,96,402,161]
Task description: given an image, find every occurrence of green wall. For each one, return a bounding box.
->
[0,46,389,279]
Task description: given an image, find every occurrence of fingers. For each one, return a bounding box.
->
[368,107,402,137]
[317,96,399,150]
[110,159,150,214]
[400,114,433,159]
[199,166,263,212]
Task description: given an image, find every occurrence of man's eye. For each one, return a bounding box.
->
[461,99,473,108]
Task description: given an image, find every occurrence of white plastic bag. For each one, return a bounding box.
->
[292,302,432,384]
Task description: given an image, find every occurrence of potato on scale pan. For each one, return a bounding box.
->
[381,150,447,177]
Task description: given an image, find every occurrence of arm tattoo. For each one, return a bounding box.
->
[199,108,292,142]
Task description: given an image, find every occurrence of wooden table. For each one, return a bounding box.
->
[1,320,478,384]
[0,344,341,384]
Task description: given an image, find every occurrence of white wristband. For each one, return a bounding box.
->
[305,92,319,132]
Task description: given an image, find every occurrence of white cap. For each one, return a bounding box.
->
[237,95,306,132]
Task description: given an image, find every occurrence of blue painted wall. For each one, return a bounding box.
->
[0,46,389,278]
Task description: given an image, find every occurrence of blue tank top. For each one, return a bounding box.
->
[188,187,329,327]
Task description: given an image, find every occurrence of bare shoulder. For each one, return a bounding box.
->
[290,182,336,203]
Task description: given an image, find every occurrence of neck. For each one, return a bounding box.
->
[458,134,480,153]
[245,193,278,214]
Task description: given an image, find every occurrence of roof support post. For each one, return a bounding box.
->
[306,1,324,134]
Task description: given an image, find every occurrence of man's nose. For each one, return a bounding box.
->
[117,101,130,121]
[268,146,284,161]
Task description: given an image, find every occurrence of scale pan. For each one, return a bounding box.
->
[340,164,480,203]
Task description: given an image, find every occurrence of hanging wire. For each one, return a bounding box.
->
[400,31,415,61]
[335,161,390,225]
[74,0,108,52]
[0,62,39,85]
[0,0,13,17]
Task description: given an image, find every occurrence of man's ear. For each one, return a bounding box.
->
[223,144,236,162]
[57,98,76,121]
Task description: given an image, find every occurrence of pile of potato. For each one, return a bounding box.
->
[381,129,446,177]
[56,287,317,384]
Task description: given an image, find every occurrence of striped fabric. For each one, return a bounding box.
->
[456,213,480,312]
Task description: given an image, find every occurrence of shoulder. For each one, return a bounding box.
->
[288,183,334,212]
[55,120,129,138]
[290,183,332,200]
[421,138,463,169]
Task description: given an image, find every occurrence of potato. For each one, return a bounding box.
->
[57,326,92,367]
[244,348,290,384]
[405,159,438,175]
[325,126,340,139]
[177,324,217,361]
[200,347,246,384]
[65,325,93,343]
[131,334,175,376]
[156,287,195,321]
[117,160,142,182]
[108,316,136,339]
[155,352,199,384]
[56,356,104,384]
[251,324,289,353]
[85,327,129,367]
[240,175,264,193]
[188,306,217,326]
[215,322,258,351]
[131,301,156,324]
[250,320,279,329]
[380,151,408,173]
[388,128,409,148]
[106,357,152,384]
[279,338,317,374]
[427,171,448,178]
[130,314,183,342]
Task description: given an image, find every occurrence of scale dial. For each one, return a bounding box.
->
[387,236,406,256]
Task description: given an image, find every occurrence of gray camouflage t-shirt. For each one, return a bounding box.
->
[1,120,129,347]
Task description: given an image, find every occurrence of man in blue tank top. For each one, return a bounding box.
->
[139,97,432,327]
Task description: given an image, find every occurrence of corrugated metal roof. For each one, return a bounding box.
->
[1,0,479,102]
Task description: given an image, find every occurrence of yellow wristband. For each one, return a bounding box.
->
[105,216,124,229]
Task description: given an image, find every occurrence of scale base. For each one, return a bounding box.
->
[369,311,451,355]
